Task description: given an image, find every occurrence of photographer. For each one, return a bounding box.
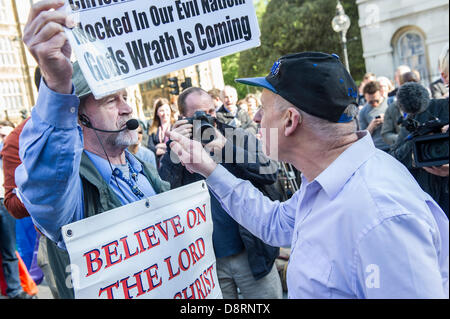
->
[159,87,283,299]
[390,82,449,216]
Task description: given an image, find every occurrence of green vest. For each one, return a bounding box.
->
[46,152,170,299]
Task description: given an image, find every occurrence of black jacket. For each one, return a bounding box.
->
[147,127,169,167]
[159,121,281,280]
[45,152,170,299]
[216,105,259,136]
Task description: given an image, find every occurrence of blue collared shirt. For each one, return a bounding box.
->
[206,131,449,298]
[84,150,156,203]
[16,82,156,248]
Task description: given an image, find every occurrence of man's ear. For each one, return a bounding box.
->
[284,107,301,137]
[79,114,91,127]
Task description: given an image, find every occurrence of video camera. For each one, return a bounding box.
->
[186,111,217,145]
[398,116,449,168]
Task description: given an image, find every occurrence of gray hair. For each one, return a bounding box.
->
[271,90,359,154]
[221,85,238,98]
[276,93,358,139]
[396,65,411,75]
[299,104,358,141]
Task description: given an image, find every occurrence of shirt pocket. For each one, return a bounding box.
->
[289,239,332,298]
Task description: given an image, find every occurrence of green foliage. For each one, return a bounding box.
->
[221,53,245,98]
[221,0,268,99]
[226,0,365,94]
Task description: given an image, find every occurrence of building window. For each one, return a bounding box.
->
[0,0,9,24]
[0,36,18,67]
[394,30,429,85]
[0,80,24,111]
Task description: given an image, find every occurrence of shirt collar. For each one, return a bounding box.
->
[314,131,376,200]
[84,149,144,184]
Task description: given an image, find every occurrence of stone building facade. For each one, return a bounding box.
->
[357,0,449,85]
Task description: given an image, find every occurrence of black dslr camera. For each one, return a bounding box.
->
[186,111,216,145]
[398,117,449,168]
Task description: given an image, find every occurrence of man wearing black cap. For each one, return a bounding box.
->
[169,52,449,298]
[15,0,169,298]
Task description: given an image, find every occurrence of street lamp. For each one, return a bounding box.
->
[331,0,351,73]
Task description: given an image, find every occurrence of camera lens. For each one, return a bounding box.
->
[188,111,216,145]
[192,119,215,144]
[421,139,449,161]
[200,125,216,144]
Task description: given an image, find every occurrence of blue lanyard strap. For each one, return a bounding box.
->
[112,160,145,199]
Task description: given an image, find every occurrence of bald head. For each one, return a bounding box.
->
[178,87,217,118]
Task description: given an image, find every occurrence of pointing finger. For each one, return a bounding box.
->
[170,141,192,165]
[169,130,192,148]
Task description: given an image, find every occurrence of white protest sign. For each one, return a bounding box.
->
[62,181,222,299]
[62,0,261,98]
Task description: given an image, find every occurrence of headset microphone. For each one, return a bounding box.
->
[124,119,139,130]
[79,114,138,200]
[79,115,139,133]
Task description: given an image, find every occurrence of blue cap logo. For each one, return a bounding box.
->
[271,60,281,76]
[348,87,357,98]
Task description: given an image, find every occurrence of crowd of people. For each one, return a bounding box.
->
[354,51,449,216]
[0,0,448,300]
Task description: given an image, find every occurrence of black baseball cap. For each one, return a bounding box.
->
[236,52,358,123]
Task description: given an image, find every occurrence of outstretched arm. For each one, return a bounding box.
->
[168,131,296,247]
[15,0,83,248]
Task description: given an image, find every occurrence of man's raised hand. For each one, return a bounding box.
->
[23,0,75,94]
[168,131,217,177]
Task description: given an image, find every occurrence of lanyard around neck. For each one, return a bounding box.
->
[112,159,145,200]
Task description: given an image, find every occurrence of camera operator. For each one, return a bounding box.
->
[159,87,283,299]
[390,82,449,216]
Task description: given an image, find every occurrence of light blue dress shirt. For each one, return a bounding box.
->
[16,82,156,248]
[206,131,449,298]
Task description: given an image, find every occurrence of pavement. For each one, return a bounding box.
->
[4,264,288,299]
[35,277,54,299]
[3,277,286,299]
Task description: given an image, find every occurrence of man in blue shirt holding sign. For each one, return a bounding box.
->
[168,52,449,298]
[16,0,169,298]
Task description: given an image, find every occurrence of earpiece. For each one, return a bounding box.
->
[78,114,138,133]
[79,114,92,128]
